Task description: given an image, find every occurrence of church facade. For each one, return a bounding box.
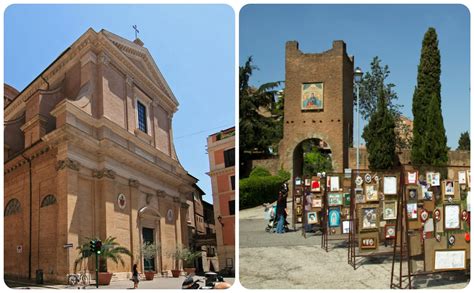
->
[4,29,199,282]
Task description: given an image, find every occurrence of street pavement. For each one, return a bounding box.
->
[239,201,470,289]
[5,275,235,290]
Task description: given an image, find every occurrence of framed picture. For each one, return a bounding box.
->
[406,171,418,184]
[328,193,343,206]
[342,208,350,219]
[432,172,441,186]
[343,193,351,206]
[295,197,301,204]
[385,224,396,239]
[408,187,418,201]
[423,187,433,201]
[434,250,466,271]
[297,216,302,223]
[383,200,397,220]
[383,176,397,195]
[355,190,365,204]
[305,178,311,186]
[365,184,378,202]
[311,178,321,192]
[301,82,324,110]
[307,211,318,224]
[444,180,455,196]
[328,207,341,227]
[312,198,322,208]
[444,204,461,230]
[360,206,378,230]
[360,236,378,249]
[295,177,302,186]
[468,170,471,187]
[407,202,418,220]
[296,205,302,216]
[458,171,467,185]
[296,189,302,196]
[342,220,350,234]
[329,176,340,191]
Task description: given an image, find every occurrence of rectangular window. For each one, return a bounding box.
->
[224,148,235,167]
[137,101,148,133]
[228,200,235,215]
[230,175,235,190]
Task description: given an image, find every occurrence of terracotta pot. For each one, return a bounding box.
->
[171,269,181,278]
[184,268,196,275]
[98,272,113,285]
[144,271,155,280]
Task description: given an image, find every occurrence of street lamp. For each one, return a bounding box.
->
[354,67,363,171]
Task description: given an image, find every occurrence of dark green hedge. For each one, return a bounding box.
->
[239,168,290,210]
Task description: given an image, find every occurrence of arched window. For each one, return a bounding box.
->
[40,194,57,208]
[4,199,21,216]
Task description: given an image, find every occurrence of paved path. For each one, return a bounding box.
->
[239,203,469,289]
[5,275,235,290]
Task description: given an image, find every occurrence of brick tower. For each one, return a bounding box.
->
[279,40,354,177]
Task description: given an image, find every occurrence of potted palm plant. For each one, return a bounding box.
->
[141,242,158,280]
[75,236,132,285]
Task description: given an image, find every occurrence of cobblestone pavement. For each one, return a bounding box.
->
[5,275,235,289]
[239,203,469,289]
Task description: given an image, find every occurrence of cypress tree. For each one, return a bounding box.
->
[362,88,398,170]
[422,93,448,165]
[457,131,470,151]
[411,27,443,165]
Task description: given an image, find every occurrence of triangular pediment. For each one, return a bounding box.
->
[100,30,178,105]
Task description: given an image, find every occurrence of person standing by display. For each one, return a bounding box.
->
[275,190,287,234]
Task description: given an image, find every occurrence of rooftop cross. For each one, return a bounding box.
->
[132,25,139,39]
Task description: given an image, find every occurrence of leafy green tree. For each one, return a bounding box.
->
[239,57,282,161]
[301,140,333,176]
[362,88,399,170]
[356,57,409,150]
[411,27,446,165]
[356,56,401,120]
[457,131,470,151]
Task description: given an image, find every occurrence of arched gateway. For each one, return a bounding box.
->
[279,40,355,182]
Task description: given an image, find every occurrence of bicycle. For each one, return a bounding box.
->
[67,272,90,287]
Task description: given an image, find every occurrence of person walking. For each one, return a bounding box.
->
[131,264,141,289]
[275,188,288,234]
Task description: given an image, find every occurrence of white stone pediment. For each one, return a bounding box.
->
[101,30,178,106]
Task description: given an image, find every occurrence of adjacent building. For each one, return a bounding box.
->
[4,28,198,282]
[185,185,218,273]
[206,127,235,273]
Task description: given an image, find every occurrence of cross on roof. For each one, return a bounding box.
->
[132,25,139,39]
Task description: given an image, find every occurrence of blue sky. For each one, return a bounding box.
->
[4,4,235,203]
[240,4,470,149]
